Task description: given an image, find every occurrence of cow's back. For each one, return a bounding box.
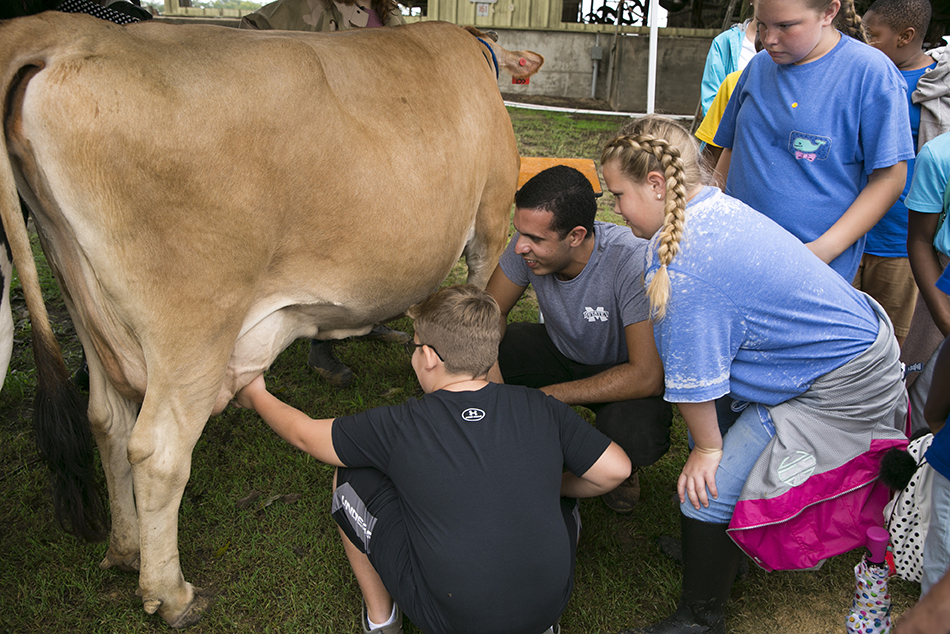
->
[9,15,518,400]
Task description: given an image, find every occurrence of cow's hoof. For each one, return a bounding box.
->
[312,363,355,388]
[146,586,213,629]
[99,548,141,573]
[166,587,213,629]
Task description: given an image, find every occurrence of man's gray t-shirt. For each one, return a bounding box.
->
[499,221,650,366]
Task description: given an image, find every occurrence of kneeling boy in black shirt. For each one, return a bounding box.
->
[236,284,630,634]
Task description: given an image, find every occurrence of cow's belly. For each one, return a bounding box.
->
[211,298,411,414]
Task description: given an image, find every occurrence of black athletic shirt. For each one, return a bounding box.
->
[332,382,610,634]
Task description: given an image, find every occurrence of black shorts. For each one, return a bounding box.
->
[499,322,673,466]
[332,466,580,634]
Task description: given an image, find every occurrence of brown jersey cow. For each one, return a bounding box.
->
[0,13,541,626]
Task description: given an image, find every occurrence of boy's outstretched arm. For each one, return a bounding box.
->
[560,442,631,498]
[236,375,345,467]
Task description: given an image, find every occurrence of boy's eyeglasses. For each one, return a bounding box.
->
[404,341,445,362]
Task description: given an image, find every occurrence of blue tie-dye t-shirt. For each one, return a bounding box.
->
[646,187,879,405]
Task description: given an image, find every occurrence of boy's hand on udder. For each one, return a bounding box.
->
[234,374,267,410]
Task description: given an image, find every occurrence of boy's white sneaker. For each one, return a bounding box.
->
[362,600,403,634]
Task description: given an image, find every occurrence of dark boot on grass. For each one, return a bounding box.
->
[620,513,742,634]
[602,467,640,514]
[308,339,354,388]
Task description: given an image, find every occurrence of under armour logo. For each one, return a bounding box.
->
[583,307,609,322]
[461,408,485,422]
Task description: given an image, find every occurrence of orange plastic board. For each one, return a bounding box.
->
[518,157,602,196]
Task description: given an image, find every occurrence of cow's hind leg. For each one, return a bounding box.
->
[86,351,142,573]
[127,384,216,628]
[462,193,512,289]
[463,140,518,288]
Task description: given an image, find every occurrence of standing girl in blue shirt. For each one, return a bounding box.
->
[603,116,907,634]
[714,0,913,282]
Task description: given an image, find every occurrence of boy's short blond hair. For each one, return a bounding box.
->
[407,285,501,377]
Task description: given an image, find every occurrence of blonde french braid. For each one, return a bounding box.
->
[601,126,692,321]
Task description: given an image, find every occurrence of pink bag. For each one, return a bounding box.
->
[728,437,906,572]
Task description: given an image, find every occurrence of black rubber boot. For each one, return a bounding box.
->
[308,339,354,388]
[620,513,742,634]
[656,536,749,581]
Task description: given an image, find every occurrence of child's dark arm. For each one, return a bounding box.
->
[924,336,950,435]
[560,441,630,498]
[236,375,345,467]
[908,211,950,337]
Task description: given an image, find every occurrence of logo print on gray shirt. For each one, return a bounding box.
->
[583,307,609,322]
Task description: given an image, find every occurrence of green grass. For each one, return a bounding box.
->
[0,107,921,633]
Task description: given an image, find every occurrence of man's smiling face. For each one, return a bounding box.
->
[511,206,576,278]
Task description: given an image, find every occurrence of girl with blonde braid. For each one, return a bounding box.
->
[602,116,908,634]
[714,0,913,282]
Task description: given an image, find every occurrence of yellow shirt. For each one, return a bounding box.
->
[695,70,743,147]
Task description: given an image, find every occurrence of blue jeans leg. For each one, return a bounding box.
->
[681,404,774,524]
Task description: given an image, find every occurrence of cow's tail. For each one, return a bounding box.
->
[0,35,108,542]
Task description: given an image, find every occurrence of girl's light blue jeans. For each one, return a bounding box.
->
[680,400,775,524]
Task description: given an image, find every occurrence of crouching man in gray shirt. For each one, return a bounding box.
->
[486,166,672,513]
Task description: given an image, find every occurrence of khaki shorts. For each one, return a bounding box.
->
[852,253,917,338]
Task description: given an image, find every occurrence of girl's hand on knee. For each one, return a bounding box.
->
[678,447,723,510]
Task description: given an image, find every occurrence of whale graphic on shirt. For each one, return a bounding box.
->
[792,137,827,152]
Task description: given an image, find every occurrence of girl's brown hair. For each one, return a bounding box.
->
[803,0,867,42]
[372,0,400,23]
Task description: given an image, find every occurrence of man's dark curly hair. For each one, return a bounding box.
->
[514,165,597,239]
